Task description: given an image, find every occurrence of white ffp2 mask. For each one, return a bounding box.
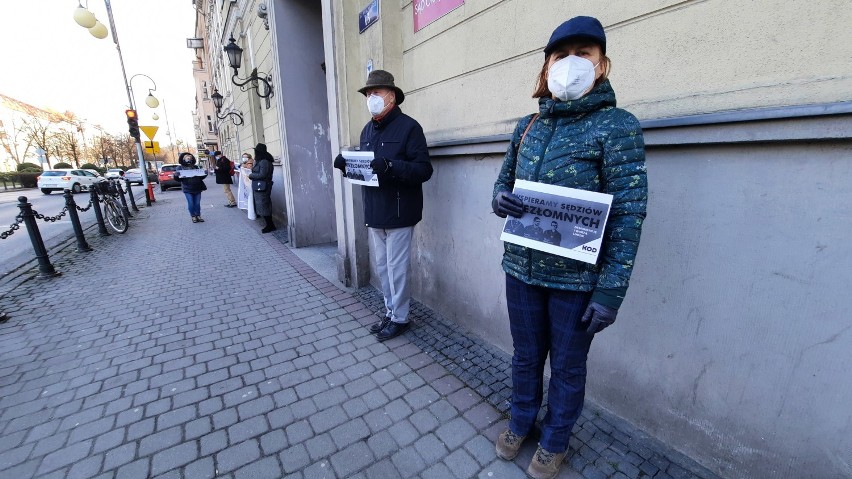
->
[547,56,599,101]
[367,94,388,116]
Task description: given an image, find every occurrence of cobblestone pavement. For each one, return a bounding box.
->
[0,188,721,479]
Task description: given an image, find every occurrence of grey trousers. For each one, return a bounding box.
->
[368,226,414,324]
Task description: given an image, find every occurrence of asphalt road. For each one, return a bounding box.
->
[0,187,144,277]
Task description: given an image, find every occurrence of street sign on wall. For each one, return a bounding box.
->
[359,0,379,33]
[413,0,464,32]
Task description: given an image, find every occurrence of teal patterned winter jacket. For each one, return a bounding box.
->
[493,80,647,309]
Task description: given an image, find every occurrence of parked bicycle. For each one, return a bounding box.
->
[94,179,128,234]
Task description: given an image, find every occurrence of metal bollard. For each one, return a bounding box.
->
[17,196,60,278]
[64,190,92,252]
[91,188,111,236]
[125,179,139,212]
[115,181,132,219]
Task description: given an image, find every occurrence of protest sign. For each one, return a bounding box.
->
[237,167,255,219]
[500,180,613,264]
[342,151,379,187]
[176,168,206,178]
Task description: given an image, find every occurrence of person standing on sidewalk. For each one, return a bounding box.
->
[249,143,276,233]
[491,16,647,479]
[214,151,237,208]
[174,152,209,223]
[333,69,433,342]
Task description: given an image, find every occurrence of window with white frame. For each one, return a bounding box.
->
[206,115,215,133]
[202,81,209,99]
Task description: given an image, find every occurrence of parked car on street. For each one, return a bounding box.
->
[124,168,144,185]
[105,168,124,179]
[37,169,104,194]
[158,164,181,191]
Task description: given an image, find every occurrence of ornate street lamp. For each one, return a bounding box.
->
[223,37,274,99]
[210,89,245,126]
[73,3,96,28]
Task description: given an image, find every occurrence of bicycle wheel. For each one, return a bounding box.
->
[104,200,128,234]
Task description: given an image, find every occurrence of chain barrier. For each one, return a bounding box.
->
[0,215,23,240]
[32,206,69,223]
[76,199,94,212]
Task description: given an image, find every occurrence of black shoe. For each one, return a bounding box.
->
[376,321,410,342]
[224,204,235,207]
[261,225,276,234]
[196,216,205,222]
[369,317,392,334]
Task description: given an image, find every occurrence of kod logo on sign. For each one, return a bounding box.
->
[582,245,597,253]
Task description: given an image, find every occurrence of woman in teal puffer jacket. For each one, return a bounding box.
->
[491,16,647,479]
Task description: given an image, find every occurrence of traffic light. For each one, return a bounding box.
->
[125,109,140,140]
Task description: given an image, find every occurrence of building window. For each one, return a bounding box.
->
[202,81,209,99]
[206,115,215,133]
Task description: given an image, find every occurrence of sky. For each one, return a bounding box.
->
[0,0,199,146]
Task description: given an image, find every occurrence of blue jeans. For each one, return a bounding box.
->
[506,274,594,453]
[184,192,201,217]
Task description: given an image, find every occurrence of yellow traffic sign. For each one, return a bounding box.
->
[140,126,159,140]
[144,141,160,155]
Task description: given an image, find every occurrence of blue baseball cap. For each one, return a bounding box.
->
[544,16,606,55]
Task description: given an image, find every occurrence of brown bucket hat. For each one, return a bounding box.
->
[357,69,405,105]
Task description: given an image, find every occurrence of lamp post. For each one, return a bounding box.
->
[223,38,274,98]
[210,89,244,125]
[72,0,153,204]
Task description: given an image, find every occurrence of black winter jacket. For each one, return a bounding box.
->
[214,157,233,184]
[174,166,207,194]
[359,107,433,228]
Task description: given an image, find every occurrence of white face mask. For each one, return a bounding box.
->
[367,93,389,116]
[547,56,600,101]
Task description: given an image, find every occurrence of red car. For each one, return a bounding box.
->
[158,164,181,191]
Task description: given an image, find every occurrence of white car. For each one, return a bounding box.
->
[105,168,125,179]
[124,168,144,185]
[37,169,104,194]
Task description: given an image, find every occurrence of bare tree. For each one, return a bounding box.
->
[55,128,84,168]
[0,118,33,167]
[22,117,59,169]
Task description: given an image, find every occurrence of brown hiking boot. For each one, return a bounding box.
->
[495,429,526,460]
[526,445,567,479]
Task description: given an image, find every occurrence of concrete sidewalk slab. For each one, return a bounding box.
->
[0,186,719,479]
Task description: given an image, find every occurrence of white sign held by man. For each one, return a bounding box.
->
[500,180,613,264]
[341,151,379,187]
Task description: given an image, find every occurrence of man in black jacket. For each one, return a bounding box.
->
[334,70,433,342]
[213,151,236,207]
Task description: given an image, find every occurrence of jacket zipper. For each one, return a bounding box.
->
[396,191,400,218]
[528,114,556,279]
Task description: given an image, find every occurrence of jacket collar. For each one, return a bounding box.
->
[538,79,616,119]
[372,105,402,130]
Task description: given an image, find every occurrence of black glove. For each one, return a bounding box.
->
[370,157,390,173]
[333,154,346,172]
[491,191,524,218]
[581,302,618,334]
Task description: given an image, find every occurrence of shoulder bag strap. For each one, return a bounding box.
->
[517,113,539,154]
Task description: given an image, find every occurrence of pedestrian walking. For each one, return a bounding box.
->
[174,152,209,223]
[249,143,276,233]
[491,16,647,479]
[214,151,237,207]
[333,69,433,342]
